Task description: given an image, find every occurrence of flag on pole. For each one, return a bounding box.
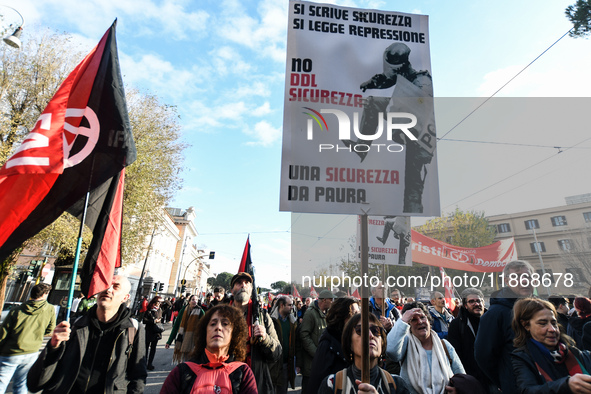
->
[439,267,455,312]
[351,288,360,299]
[292,284,301,299]
[309,286,318,299]
[237,235,261,318]
[238,236,253,276]
[77,168,126,296]
[0,21,136,295]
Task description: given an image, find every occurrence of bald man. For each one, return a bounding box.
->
[28,275,147,394]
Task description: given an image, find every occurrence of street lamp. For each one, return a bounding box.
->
[1,5,25,49]
[181,252,215,292]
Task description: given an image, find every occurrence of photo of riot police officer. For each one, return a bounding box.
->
[344,42,434,214]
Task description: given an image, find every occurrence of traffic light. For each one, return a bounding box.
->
[153,282,159,291]
[27,260,40,277]
[209,251,215,259]
[158,282,164,292]
[181,285,186,293]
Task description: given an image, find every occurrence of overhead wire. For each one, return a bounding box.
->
[442,138,591,150]
[445,134,591,209]
[438,27,582,209]
[438,28,573,141]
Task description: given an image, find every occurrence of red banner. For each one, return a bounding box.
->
[439,267,455,311]
[411,230,517,272]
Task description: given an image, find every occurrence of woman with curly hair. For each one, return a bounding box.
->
[511,298,591,393]
[160,304,257,393]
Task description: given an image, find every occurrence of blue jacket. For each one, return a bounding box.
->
[474,288,520,394]
[369,297,400,322]
[428,306,453,340]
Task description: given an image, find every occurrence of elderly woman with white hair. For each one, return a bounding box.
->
[386,302,465,394]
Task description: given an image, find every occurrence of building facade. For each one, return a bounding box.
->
[488,194,591,296]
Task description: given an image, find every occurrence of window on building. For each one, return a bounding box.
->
[525,219,539,230]
[558,239,573,251]
[565,267,586,285]
[530,242,546,253]
[584,212,591,223]
[497,223,511,233]
[536,268,554,284]
[551,216,568,226]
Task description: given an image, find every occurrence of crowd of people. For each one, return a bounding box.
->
[3,261,591,393]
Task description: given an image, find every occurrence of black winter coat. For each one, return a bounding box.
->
[143,308,163,342]
[567,314,591,349]
[27,305,147,394]
[474,288,520,394]
[308,326,349,390]
[512,343,591,393]
[447,306,490,384]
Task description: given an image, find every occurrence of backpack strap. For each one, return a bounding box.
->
[126,318,139,358]
[334,369,344,394]
[224,361,247,374]
[334,367,352,394]
[379,368,396,393]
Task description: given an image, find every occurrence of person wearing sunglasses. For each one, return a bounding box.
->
[319,313,410,393]
[448,288,492,391]
[387,302,464,394]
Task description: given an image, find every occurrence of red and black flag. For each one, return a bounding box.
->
[238,236,253,276]
[0,21,136,295]
[238,236,261,313]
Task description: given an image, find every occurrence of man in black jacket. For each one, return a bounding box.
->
[27,275,147,394]
[447,288,491,389]
[474,260,534,394]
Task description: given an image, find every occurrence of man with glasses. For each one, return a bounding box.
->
[475,260,534,394]
[448,288,491,389]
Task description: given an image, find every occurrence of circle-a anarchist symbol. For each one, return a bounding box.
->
[63,106,100,168]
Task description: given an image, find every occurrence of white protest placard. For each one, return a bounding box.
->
[280,0,440,216]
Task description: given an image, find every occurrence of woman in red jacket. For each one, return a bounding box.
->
[160,304,257,393]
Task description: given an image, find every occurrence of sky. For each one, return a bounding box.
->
[4,0,591,288]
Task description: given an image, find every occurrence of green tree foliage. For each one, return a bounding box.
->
[270,280,289,291]
[122,91,186,263]
[566,0,591,37]
[207,272,234,291]
[414,208,497,297]
[415,208,496,248]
